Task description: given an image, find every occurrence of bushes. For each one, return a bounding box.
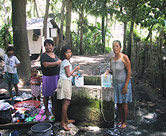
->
[105,47,112,53]
[0,24,13,49]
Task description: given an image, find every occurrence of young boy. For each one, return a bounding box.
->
[3,47,20,98]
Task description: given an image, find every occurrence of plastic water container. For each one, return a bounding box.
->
[75,75,84,87]
[101,74,112,87]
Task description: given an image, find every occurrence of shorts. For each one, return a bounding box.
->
[57,79,72,100]
[5,72,19,85]
[113,80,132,104]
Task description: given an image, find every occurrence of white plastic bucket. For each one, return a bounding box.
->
[75,76,84,87]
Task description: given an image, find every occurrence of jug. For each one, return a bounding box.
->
[101,74,112,87]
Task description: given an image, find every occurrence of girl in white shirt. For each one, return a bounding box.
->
[57,46,80,131]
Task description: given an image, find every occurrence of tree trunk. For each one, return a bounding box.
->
[50,19,60,55]
[59,0,66,49]
[77,14,81,36]
[159,29,165,96]
[101,16,105,53]
[127,20,134,60]
[65,0,72,47]
[101,0,107,53]
[34,0,39,18]
[123,21,127,54]
[12,0,31,83]
[145,26,153,41]
[141,42,147,75]
[105,15,108,43]
[43,0,50,39]
[135,42,138,73]
[79,5,84,55]
[95,17,97,27]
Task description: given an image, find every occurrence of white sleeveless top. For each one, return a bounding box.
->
[111,55,126,83]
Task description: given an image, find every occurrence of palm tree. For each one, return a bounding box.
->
[89,0,113,53]
[72,0,92,55]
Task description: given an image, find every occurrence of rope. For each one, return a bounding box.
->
[100,86,116,123]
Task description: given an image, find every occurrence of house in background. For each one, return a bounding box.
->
[27,18,59,59]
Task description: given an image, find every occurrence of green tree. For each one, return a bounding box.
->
[0,0,12,25]
[27,0,40,18]
[89,0,114,53]
[115,3,129,53]
[72,0,92,55]
[116,0,149,59]
[0,24,13,49]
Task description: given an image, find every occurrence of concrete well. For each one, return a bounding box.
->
[53,76,114,128]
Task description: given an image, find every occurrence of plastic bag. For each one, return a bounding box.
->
[75,75,84,87]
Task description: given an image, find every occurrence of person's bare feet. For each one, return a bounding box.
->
[60,122,70,131]
[120,123,127,128]
[67,119,75,124]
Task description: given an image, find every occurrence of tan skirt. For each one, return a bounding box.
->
[57,79,72,100]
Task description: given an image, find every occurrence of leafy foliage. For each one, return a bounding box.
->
[72,21,111,55]
[0,24,13,49]
[126,29,141,42]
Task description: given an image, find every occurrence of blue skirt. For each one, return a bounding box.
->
[113,80,132,104]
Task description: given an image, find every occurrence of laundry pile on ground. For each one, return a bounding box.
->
[0,93,54,125]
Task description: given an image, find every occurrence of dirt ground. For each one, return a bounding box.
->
[0,54,166,136]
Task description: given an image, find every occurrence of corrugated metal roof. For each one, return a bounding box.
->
[26,18,53,30]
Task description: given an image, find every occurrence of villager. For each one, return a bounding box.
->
[3,47,20,99]
[40,39,61,116]
[57,45,80,131]
[30,67,41,101]
[106,40,132,128]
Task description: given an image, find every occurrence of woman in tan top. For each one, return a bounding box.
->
[106,40,132,128]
